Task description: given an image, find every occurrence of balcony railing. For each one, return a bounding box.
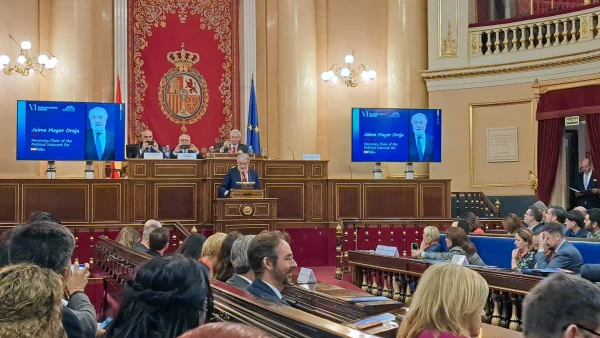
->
[470,5,600,55]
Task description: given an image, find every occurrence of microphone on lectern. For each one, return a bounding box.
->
[287,147,295,160]
[349,165,353,179]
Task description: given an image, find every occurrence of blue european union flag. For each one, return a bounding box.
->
[246,77,260,153]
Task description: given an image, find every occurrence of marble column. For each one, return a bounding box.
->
[277,0,318,158]
[387,0,429,177]
[240,0,256,140]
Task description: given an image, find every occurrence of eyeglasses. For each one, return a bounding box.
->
[283,256,295,263]
[562,324,600,336]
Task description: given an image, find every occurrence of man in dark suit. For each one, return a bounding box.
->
[246,231,297,305]
[524,205,544,235]
[170,133,204,159]
[218,153,260,197]
[407,113,434,162]
[215,129,249,153]
[145,227,169,257]
[564,210,590,238]
[535,222,584,274]
[84,107,116,161]
[139,129,164,157]
[226,235,255,290]
[572,159,600,208]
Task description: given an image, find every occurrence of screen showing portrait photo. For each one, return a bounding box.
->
[351,108,442,162]
[17,101,126,161]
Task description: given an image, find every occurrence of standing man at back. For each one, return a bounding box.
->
[572,159,600,208]
[246,231,297,305]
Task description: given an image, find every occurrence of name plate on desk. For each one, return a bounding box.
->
[375,245,399,257]
[143,152,163,159]
[302,154,321,160]
[451,254,469,266]
[297,267,317,284]
[177,153,197,160]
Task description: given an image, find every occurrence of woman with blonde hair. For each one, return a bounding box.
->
[397,263,488,338]
[0,264,66,338]
[116,226,142,248]
[199,232,227,277]
[412,227,485,266]
[418,226,442,253]
[511,227,536,271]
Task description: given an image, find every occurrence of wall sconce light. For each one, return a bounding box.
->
[0,35,58,76]
[321,51,376,88]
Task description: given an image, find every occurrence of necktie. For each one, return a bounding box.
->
[417,136,424,161]
[585,173,590,190]
[95,133,103,159]
[242,172,247,182]
[549,249,556,262]
[231,146,237,154]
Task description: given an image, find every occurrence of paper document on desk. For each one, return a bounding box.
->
[354,313,396,327]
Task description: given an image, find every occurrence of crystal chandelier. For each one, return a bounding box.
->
[321,51,376,88]
[0,35,58,76]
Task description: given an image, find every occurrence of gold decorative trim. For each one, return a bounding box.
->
[422,48,600,80]
[469,100,535,188]
[533,74,600,98]
[438,0,459,59]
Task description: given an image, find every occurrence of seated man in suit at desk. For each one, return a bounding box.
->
[139,129,164,157]
[218,153,260,197]
[535,222,583,274]
[216,129,249,153]
[246,231,297,305]
[226,235,255,290]
[171,133,204,159]
[572,159,600,208]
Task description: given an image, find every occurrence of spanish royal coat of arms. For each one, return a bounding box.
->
[158,43,209,131]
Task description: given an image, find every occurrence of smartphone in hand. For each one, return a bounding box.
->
[100,317,113,329]
[411,243,418,251]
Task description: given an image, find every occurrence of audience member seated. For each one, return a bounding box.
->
[461,212,484,234]
[213,231,243,282]
[115,226,142,248]
[105,255,213,338]
[25,210,61,224]
[502,213,523,234]
[177,233,207,260]
[419,226,442,253]
[581,263,600,283]
[511,228,536,271]
[545,205,567,224]
[199,232,227,277]
[524,205,544,235]
[134,219,162,253]
[450,219,471,235]
[0,228,13,268]
[247,231,297,305]
[522,273,600,338]
[3,221,96,338]
[396,263,488,338]
[412,227,485,266]
[215,129,249,153]
[535,222,583,274]
[585,208,600,239]
[532,201,548,223]
[178,322,270,338]
[218,153,260,198]
[146,227,170,257]
[573,206,587,216]
[0,264,66,338]
[171,134,204,159]
[565,210,590,238]
[226,235,255,290]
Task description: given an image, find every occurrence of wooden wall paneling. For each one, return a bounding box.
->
[131,182,149,222]
[132,162,148,178]
[309,181,325,221]
[263,161,306,177]
[0,183,19,224]
[363,183,418,218]
[154,182,198,221]
[154,163,200,177]
[91,183,123,223]
[421,183,446,218]
[309,162,327,178]
[22,183,89,223]
[334,182,362,220]
[264,182,305,220]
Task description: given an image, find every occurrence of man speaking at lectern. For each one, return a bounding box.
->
[408,112,434,162]
[218,153,260,197]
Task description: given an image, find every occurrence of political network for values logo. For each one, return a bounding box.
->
[63,105,75,112]
[361,110,387,118]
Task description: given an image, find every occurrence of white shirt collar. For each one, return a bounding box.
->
[262,279,283,299]
[237,274,252,285]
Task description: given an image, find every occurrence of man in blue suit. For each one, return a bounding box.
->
[407,113,434,162]
[535,222,584,274]
[218,153,260,197]
[246,231,297,306]
[84,107,116,161]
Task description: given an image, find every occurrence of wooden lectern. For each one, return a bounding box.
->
[214,189,277,234]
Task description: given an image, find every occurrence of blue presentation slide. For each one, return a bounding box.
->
[17,101,125,161]
[351,108,442,162]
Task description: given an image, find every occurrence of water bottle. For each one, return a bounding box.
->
[164,145,170,158]
[248,145,253,154]
[209,145,215,153]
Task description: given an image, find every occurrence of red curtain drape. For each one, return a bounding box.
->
[537,85,600,120]
[536,119,564,204]
[587,114,600,165]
